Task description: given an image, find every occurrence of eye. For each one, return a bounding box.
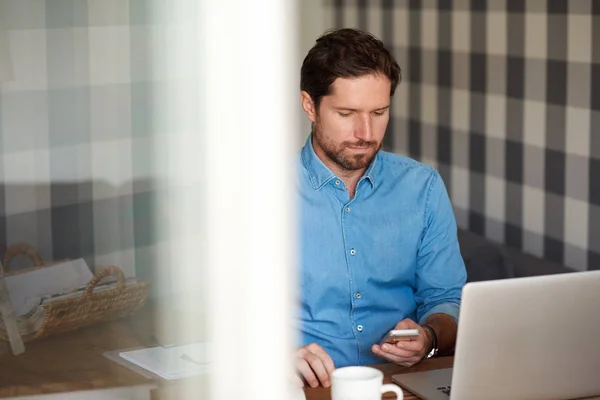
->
[338,112,352,117]
[373,110,387,116]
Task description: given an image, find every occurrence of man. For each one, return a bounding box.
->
[295,28,467,388]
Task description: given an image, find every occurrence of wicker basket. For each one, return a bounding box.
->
[0,243,149,343]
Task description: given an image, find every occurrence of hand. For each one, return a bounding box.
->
[295,343,335,388]
[371,318,433,367]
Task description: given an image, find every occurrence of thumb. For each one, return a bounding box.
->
[394,318,417,329]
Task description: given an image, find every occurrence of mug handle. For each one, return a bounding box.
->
[381,383,404,399]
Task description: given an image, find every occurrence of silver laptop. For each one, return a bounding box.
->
[392,270,600,400]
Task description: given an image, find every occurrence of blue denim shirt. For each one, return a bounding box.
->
[297,136,467,367]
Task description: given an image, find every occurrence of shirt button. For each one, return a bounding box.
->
[357,325,363,332]
[350,249,356,255]
[335,180,341,185]
[355,292,361,299]
[345,207,350,213]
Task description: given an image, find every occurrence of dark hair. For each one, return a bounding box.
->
[300,28,402,109]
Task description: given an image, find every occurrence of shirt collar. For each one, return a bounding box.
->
[301,135,378,190]
[362,153,378,188]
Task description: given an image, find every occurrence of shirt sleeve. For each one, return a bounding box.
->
[415,170,467,325]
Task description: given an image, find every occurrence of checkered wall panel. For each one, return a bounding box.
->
[0,0,198,279]
[326,0,599,271]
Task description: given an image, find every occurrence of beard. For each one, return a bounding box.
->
[313,124,382,171]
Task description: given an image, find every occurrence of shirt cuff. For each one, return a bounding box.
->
[418,302,460,325]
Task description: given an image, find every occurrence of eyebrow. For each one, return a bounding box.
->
[335,105,391,112]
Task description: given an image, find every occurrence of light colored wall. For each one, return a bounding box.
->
[0,1,200,300]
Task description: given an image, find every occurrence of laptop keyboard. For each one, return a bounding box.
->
[437,385,451,396]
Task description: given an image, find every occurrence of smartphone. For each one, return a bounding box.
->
[379,329,420,345]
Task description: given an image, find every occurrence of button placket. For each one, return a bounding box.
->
[341,198,362,346]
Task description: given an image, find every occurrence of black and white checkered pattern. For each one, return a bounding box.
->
[326,0,599,271]
[0,0,198,279]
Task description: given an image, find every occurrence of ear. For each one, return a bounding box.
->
[300,91,317,123]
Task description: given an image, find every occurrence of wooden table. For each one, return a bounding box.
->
[303,357,600,400]
[0,305,157,398]
[303,357,453,400]
[2,307,599,400]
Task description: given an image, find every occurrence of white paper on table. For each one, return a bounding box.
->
[4,258,94,317]
[119,342,211,380]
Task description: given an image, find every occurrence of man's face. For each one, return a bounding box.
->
[303,74,391,172]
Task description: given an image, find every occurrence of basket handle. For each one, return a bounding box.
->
[84,266,125,298]
[2,243,44,272]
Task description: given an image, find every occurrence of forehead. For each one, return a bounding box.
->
[323,74,391,108]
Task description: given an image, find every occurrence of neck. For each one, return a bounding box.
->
[312,138,367,198]
[333,167,364,197]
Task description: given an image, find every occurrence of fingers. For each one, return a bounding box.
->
[372,319,431,367]
[372,344,421,367]
[296,343,335,388]
[293,373,305,388]
[398,337,424,352]
[307,352,331,387]
[306,343,336,376]
[392,318,427,354]
[377,350,420,366]
[394,318,419,330]
[296,357,320,388]
[373,343,419,359]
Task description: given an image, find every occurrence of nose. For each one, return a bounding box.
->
[354,114,373,141]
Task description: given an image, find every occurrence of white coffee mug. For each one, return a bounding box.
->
[331,366,404,400]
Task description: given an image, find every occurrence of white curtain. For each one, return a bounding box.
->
[0,27,12,81]
[157,1,299,399]
[202,1,299,398]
